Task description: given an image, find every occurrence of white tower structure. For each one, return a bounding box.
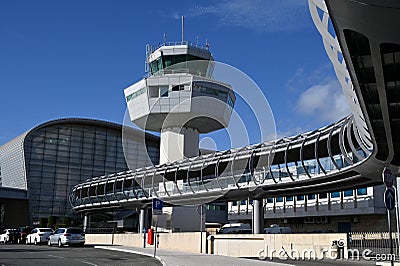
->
[124,41,236,164]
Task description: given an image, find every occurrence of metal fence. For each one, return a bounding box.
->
[349,232,399,259]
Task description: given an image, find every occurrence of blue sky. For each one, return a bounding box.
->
[0,0,350,147]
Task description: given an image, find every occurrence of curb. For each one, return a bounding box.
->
[94,246,166,266]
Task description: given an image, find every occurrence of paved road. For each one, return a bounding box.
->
[0,244,162,266]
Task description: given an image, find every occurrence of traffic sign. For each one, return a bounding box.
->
[384,187,396,211]
[383,167,394,188]
[152,198,163,215]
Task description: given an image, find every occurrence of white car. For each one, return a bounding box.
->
[48,228,85,247]
[26,228,54,245]
[0,229,18,243]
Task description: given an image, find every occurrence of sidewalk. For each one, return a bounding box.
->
[94,245,293,266]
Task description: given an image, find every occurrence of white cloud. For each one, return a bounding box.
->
[175,0,309,33]
[286,64,334,93]
[295,79,350,123]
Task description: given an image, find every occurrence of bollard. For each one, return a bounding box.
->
[207,235,215,254]
[143,228,147,248]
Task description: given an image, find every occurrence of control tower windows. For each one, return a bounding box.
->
[172,85,185,91]
[125,87,146,102]
[149,58,161,74]
[149,86,159,98]
[149,58,164,74]
[227,94,234,109]
[163,54,202,69]
[149,54,209,75]
[163,54,190,68]
[192,82,230,104]
[160,86,169,97]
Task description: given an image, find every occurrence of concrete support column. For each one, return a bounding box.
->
[253,199,264,234]
[146,208,152,229]
[160,127,199,164]
[83,214,91,232]
[139,208,147,234]
[139,208,153,233]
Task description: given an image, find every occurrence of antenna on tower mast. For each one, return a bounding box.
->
[181,16,184,44]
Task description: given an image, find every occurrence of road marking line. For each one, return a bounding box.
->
[48,254,64,259]
[81,261,98,266]
[94,246,166,266]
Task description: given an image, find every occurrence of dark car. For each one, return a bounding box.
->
[17,227,33,244]
[309,229,334,233]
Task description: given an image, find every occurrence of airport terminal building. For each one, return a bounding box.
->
[0,118,159,227]
[227,185,390,233]
[2,0,400,236]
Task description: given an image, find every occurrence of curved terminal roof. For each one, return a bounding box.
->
[0,117,159,190]
[1,117,159,146]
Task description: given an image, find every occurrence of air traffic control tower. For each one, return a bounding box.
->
[124,39,236,165]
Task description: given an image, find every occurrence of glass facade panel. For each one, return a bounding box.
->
[319,193,327,199]
[357,188,367,195]
[18,120,160,223]
[308,194,316,200]
[344,190,354,197]
[297,195,304,201]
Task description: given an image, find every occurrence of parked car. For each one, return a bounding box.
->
[48,227,85,247]
[264,224,292,234]
[26,228,54,245]
[17,227,33,244]
[217,223,252,234]
[0,229,18,243]
[309,229,334,233]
